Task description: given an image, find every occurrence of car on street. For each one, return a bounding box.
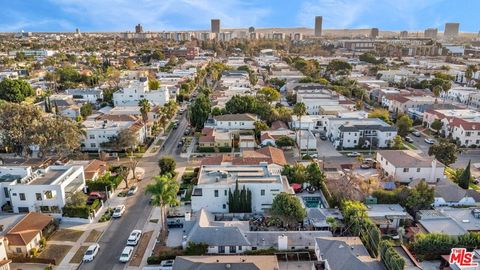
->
[83,244,100,262]
[424,138,435,144]
[177,141,184,148]
[347,152,361,157]
[319,134,327,141]
[412,131,421,137]
[112,204,126,218]
[184,128,191,136]
[405,136,414,143]
[127,230,142,246]
[173,123,178,129]
[119,246,134,263]
[127,186,138,196]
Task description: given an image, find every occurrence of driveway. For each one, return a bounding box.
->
[317,138,342,157]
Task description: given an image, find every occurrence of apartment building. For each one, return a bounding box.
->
[387,94,436,116]
[204,114,257,130]
[81,115,145,151]
[376,150,445,183]
[113,78,170,106]
[191,163,294,213]
[0,165,85,215]
[65,88,104,103]
[423,109,480,146]
[326,118,397,149]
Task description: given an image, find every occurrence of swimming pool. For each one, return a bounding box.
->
[302,196,325,208]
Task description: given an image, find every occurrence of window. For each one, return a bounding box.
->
[214,190,219,197]
[223,204,226,209]
[19,193,26,201]
[229,246,236,253]
[36,193,42,201]
[403,168,409,173]
[224,190,227,196]
[3,188,9,198]
[219,246,225,253]
[89,135,95,139]
[238,246,242,251]
[417,168,421,172]
[261,189,265,196]
[90,143,96,147]
[16,248,22,253]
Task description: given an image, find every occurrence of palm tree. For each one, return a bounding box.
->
[138,99,151,143]
[293,102,307,156]
[145,175,180,232]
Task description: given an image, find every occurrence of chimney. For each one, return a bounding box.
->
[278,234,288,250]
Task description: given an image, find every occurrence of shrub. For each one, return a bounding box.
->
[30,247,39,257]
[147,249,184,264]
[184,242,208,255]
[62,205,90,219]
[218,146,232,153]
[197,147,215,153]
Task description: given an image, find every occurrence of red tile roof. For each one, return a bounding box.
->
[200,146,287,166]
[6,213,53,246]
[270,120,288,130]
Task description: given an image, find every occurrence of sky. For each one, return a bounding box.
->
[0,0,479,32]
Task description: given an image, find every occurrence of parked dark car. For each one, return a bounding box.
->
[320,134,327,141]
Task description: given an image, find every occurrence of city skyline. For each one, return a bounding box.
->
[1,0,479,32]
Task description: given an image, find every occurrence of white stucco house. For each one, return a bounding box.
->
[113,78,170,106]
[191,163,294,213]
[0,165,86,215]
[205,113,258,130]
[376,150,445,183]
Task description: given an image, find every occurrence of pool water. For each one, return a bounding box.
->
[302,196,324,208]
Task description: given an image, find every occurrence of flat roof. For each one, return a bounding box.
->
[29,169,66,185]
[198,164,283,185]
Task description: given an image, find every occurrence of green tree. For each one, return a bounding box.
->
[151,50,165,60]
[80,102,93,118]
[270,193,306,226]
[458,161,472,189]
[392,135,403,150]
[101,128,138,152]
[430,119,443,135]
[149,79,160,90]
[189,94,211,130]
[139,99,151,143]
[158,156,176,176]
[211,107,224,116]
[275,135,295,147]
[293,102,307,151]
[396,114,413,137]
[254,120,269,137]
[145,174,180,230]
[326,60,352,76]
[368,108,391,124]
[225,95,257,114]
[0,79,35,103]
[428,139,458,166]
[405,180,434,213]
[306,163,326,188]
[257,87,281,103]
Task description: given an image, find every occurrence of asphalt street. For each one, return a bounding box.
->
[81,114,189,270]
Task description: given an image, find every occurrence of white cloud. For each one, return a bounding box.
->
[48,0,271,30]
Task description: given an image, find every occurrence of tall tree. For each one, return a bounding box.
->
[145,175,180,230]
[189,94,211,130]
[396,114,413,137]
[293,102,307,152]
[257,87,281,103]
[458,161,472,190]
[430,119,443,135]
[270,193,306,227]
[158,156,176,176]
[428,139,458,166]
[138,99,151,142]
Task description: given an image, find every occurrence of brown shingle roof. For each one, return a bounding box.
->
[84,159,108,180]
[6,212,53,246]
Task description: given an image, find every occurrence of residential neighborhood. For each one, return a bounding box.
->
[0,4,480,270]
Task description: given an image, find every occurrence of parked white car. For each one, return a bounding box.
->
[112,205,126,218]
[119,246,134,263]
[424,138,435,144]
[83,244,100,262]
[127,230,142,246]
[159,259,175,270]
[128,185,138,196]
[347,152,361,157]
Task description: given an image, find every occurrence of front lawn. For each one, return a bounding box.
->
[38,244,72,264]
[49,229,84,242]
